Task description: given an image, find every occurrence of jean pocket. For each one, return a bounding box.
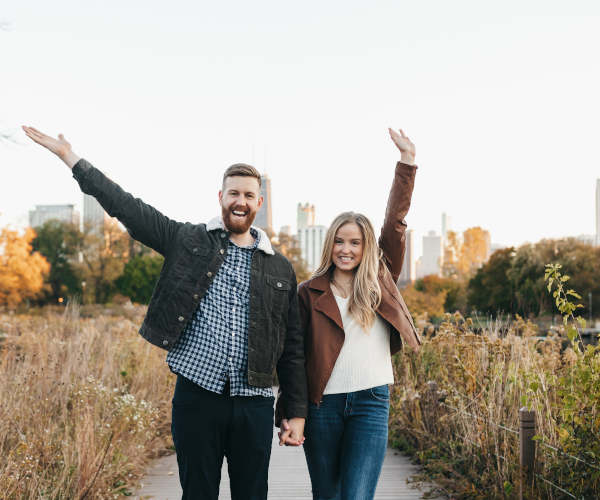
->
[369,385,390,403]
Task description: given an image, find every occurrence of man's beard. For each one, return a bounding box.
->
[221,203,258,234]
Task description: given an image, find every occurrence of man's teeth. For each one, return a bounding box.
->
[233,211,246,216]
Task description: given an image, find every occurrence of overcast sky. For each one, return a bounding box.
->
[1,0,599,258]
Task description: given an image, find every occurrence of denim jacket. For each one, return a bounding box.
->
[72,159,307,420]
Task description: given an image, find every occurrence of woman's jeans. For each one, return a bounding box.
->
[303,385,390,500]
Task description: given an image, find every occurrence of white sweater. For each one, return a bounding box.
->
[323,294,394,395]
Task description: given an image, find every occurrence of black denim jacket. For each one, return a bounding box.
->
[72,159,307,420]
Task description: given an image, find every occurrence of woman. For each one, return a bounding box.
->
[276,127,422,500]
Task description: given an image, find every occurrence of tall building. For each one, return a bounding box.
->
[596,179,600,246]
[398,229,415,287]
[298,225,327,273]
[442,212,453,239]
[254,175,272,231]
[297,203,316,229]
[297,203,326,272]
[83,193,117,233]
[29,204,80,228]
[417,230,444,278]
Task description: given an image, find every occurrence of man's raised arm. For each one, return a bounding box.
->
[23,126,181,256]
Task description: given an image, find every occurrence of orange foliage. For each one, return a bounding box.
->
[0,227,50,307]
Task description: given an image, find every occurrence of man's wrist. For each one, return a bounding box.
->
[61,150,81,170]
[400,152,415,166]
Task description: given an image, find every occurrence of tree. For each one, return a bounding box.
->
[400,284,447,321]
[31,219,82,303]
[414,275,466,313]
[0,227,50,308]
[115,255,164,304]
[79,222,130,304]
[467,239,600,318]
[468,247,515,315]
[443,227,490,278]
[271,231,311,284]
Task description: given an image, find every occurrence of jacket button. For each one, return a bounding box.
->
[277,282,282,287]
[162,340,168,346]
[220,249,224,254]
[193,294,198,300]
[221,233,226,238]
[193,247,198,252]
[207,272,212,277]
[178,316,184,322]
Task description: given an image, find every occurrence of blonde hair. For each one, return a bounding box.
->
[312,212,387,332]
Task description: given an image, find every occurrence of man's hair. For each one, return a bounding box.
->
[222,163,262,190]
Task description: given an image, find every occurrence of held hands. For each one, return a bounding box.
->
[388,128,415,166]
[278,418,306,447]
[22,126,81,169]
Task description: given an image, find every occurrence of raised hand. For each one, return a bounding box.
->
[22,126,81,169]
[388,128,416,165]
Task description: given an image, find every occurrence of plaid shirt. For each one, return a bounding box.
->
[166,226,273,398]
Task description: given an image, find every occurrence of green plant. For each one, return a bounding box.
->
[524,264,600,497]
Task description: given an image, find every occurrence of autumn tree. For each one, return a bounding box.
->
[400,284,447,321]
[0,226,50,308]
[270,231,311,284]
[79,222,130,304]
[414,275,466,313]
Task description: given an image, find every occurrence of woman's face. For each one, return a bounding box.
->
[332,223,363,272]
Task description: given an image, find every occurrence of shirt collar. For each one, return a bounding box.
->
[206,216,275,255]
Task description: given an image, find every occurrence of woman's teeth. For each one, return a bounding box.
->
[340,257,352,262]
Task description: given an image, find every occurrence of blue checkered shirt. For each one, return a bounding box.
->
[166,227,274,398]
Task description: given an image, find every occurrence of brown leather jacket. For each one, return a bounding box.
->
[275,161,422,426]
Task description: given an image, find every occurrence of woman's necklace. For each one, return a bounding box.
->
[331,270,353,298]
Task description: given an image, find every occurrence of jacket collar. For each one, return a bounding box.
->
[206,216,275,256]
[308,270,344,330]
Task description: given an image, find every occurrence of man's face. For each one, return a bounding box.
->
[219,176,263,234]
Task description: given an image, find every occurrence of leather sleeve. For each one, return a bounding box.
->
[378,162,418,281]
[72,159,182,256]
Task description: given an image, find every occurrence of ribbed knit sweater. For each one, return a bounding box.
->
[323,294,394,395]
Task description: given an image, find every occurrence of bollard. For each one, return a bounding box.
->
[519,407,536,499]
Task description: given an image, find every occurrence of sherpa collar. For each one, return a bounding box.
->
[206,216,275,256]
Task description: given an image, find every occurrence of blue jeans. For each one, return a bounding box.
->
[303,385,390,500]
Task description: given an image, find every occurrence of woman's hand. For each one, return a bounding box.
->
[388,128,415,166]
[278,418,306,447]
[22,126,81,169]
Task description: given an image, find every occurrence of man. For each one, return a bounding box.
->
[23,126,307,500]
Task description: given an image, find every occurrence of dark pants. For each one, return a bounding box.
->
[302,385,390,500]
[171,374,275,500]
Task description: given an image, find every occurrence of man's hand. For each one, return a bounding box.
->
[388,128,416,166]
[278,418,306,447]
[22,126,81,169]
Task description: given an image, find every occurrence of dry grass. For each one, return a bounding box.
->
[0,303,175,500]
[390,314,573,499]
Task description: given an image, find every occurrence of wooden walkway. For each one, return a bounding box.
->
[136,428,438,499]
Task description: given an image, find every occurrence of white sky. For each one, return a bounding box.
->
[1,0,599,259]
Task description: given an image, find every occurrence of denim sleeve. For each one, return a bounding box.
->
[72,158,182,256]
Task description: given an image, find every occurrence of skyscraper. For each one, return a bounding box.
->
[398,229,415,287]
[29,204,80,228]
[297,203,316,229]
[297,203,326,272]
[417,230,444,278]
[254,175,272,231]
[442,212,453,239]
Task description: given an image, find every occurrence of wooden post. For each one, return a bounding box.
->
[519,407,536,499]
[427,381,438,437]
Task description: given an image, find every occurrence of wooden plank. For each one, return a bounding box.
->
[135,429,438,499]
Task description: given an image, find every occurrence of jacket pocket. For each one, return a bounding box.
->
[265,276,291,366]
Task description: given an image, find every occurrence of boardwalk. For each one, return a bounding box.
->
[137,428,435,500]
